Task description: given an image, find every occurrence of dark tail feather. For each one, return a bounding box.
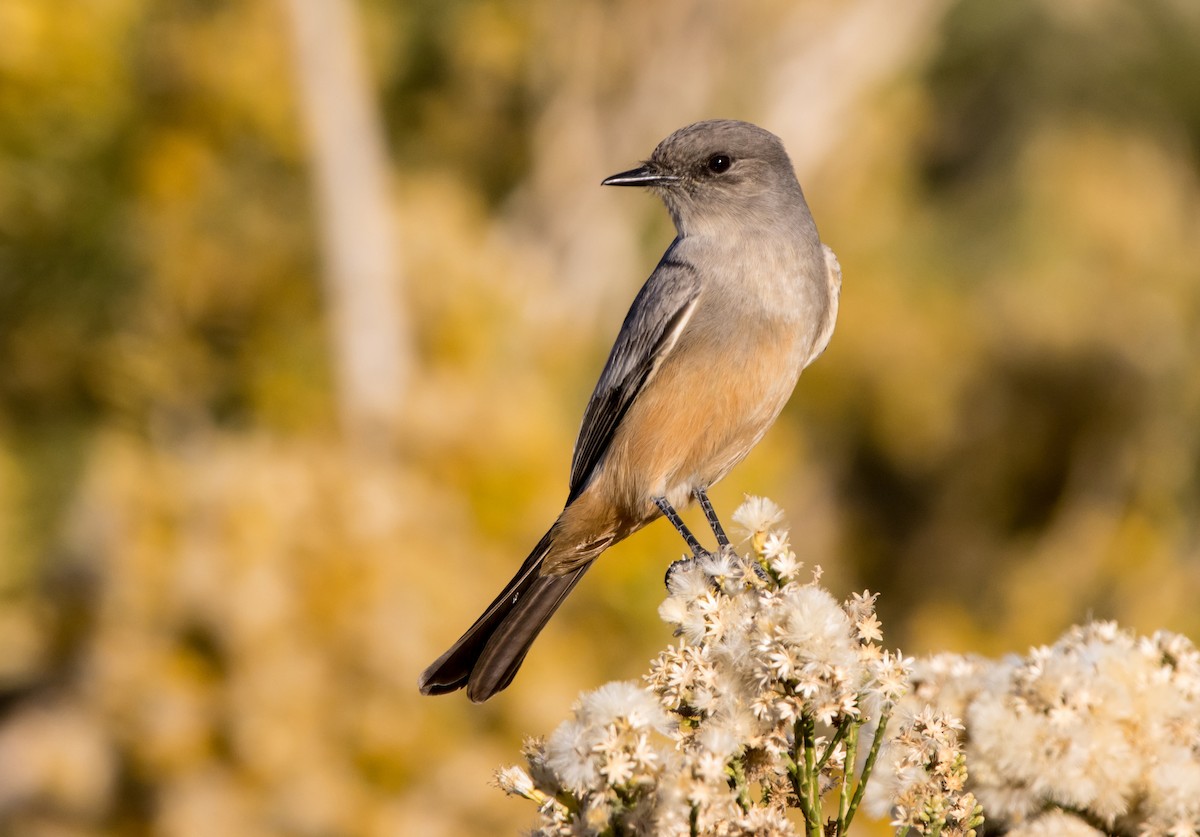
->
[418,529,590,702]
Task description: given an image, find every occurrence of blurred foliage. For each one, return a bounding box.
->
[0,0,1198,834]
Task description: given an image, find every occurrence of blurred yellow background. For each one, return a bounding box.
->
[1,0,1198,834]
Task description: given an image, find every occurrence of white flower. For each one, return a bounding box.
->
[545,718,598,793]
[731,495,784,537]
[599,747,636,785]
[580,680,670,733]
[845,590,883,645]
[495,764,536,798]
[761,531,791,560]
[872,650,913,703]
[762,532,805,581]
[697,724,741,763]
[658,595,690,628]
[775,586,859,668]
[697,549,739,581]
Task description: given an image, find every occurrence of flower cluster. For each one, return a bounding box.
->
[496,682,674,834]
[497,497,980,836]
[884,706,981,835]
[871,622,1200,836]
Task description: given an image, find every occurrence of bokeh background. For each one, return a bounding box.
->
[2,0,1199,834]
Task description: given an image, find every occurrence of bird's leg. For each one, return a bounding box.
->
[653,496,708,558]
[654,496,713,590]
[693,487,732,553]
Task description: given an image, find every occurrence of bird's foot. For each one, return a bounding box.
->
[750,560,770,583]
[664,553,730,595]
[664,556,696,590]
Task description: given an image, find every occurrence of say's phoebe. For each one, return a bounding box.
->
[419,119,842,702]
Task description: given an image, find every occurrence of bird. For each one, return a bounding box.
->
[419,119,842,702]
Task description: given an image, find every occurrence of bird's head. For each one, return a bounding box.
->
[602,119,807,236]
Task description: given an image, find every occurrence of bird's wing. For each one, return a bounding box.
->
[567,244,702,502]
[803,243,842,369]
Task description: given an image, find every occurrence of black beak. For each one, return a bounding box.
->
[601,164,678,187]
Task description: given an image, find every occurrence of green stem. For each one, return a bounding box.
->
[835,721,860,835]
[790,718,822,834]
[816,716,853,772]
[786,753,804,802]
[802,717,822,837]
[727,756,751,812]
[758,553,784,587]
[556,790,582,818]
[845,706,891,829]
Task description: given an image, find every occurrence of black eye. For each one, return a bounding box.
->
[706,154,732,174]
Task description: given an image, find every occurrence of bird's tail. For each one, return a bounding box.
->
[418,529,589,702]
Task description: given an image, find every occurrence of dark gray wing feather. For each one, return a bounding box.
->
[567,242,702,502]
